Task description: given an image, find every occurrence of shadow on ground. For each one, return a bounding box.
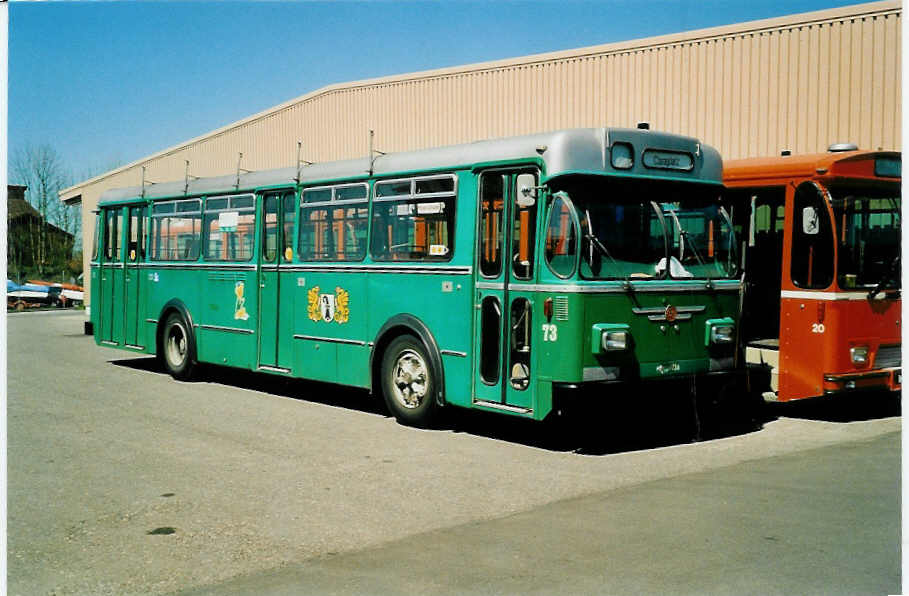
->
[763,390,901,423]
[112,357,771,455]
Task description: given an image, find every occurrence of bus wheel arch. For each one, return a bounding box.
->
[371,315,446,423]
[156,300,198,381]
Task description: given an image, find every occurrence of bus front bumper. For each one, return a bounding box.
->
[552,368,746,405]
[823,367,901,395]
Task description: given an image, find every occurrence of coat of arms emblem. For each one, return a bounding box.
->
[307,286,350,324]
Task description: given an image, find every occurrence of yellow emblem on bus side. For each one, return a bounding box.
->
[307,285,349,324]
[307,286,322,322]
[334,287,349,324]
[234,281,249,321]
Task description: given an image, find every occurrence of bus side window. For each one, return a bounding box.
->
[371,175,455,262]
[512,175,537,280]
[790,182,834,289]
[127,206,143,262]
[281,192,296,262]
[92,213,101,261]
[203,195,256,262]
[263,196,279,262]
[104,209,121,261]
[299,183,369,262]
[150,200,202,261]
[479,174,506,278]
[509,297,532,390]
[544,194,578,278]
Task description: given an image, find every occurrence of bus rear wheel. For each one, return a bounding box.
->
[161,312,196,381]
[380,334,439,427]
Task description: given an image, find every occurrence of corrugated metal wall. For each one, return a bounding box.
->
[67,1,901,302]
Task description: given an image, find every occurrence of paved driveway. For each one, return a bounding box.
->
[7,311,901,595]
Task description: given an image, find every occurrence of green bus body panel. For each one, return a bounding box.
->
[90,127,738,424]
[258,269,281,366]
[191,269,257,369]
[534,288,738,381]
[276,271,296,371]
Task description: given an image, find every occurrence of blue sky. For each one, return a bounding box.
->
[10,0,861,185]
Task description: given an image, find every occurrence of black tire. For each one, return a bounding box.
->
[160,312,196,381]
[380,334,440,427]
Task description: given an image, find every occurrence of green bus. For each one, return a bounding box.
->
[90,127,741,427]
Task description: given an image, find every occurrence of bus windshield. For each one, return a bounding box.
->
[830,186,901,290]
[568,181,736,280]
[574,197,666,280]
[661,201,738,279]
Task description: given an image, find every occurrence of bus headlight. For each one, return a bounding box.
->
[711,325,735,344]
[705,318,735,346]
[850,346,869,366]
[603,331,628,351]
[591,324,631,354]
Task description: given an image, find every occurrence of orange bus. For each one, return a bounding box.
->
[724,146,900,401]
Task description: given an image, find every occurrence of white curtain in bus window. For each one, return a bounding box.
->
[371,175,456,261]
[299,183,369,261]
[203,195,255,262]
[150,199,202,261]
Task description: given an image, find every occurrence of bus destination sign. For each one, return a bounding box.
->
[642,150,694,171]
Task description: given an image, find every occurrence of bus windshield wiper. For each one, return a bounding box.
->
[583,209,628,285]
[667,208,705,268]
[868,254,900,299]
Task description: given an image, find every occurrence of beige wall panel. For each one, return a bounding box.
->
[871,17,885,148]
[881,14,897,148]
[859,18,874,150]
[848,18,862,144]
[796,25,808,151]
[807,25,820,152]
[817,24,830,149]
[830,20,843,145]
[732,35,744,156]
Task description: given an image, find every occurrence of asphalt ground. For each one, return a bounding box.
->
[6,310,902,596]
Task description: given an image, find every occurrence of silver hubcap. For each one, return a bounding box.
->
[391,349,428,409]
[166,322,187,367]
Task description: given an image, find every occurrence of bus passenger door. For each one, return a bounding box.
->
[99,206,124,345]
[473,170,538,411]
[123,205,146,347]
[257,192,295,371]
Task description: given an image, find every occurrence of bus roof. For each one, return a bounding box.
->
[99,127,722,204]
[723,149,901,185]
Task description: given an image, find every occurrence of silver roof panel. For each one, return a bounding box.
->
[99,128,722,203]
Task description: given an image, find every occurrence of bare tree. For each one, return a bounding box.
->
[10,144,74,275]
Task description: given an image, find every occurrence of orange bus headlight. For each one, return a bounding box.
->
[850,346,869,366]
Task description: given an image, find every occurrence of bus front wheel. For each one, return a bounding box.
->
[161,312,196,381]
[380,334,439,427]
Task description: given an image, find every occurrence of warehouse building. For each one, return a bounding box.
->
[60,0,901,303]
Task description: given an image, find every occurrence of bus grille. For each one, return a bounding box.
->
[554,296,569,321]
[874,345,901,369]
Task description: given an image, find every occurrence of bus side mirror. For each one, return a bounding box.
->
[802,206,820,235]
[748,196,756,247]
[516,174,537,208]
